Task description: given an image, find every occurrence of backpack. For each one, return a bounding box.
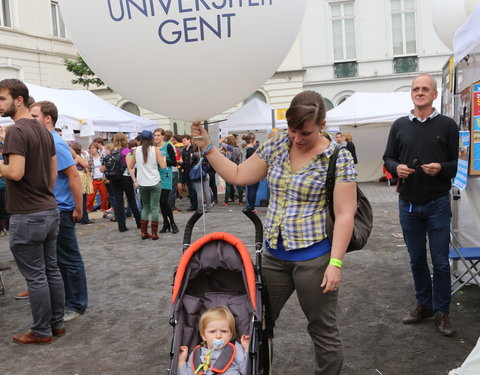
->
[103,149,125,181]
[227,146,241,165]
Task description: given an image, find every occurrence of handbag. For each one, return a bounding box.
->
[189,157,207,181]
[325,146,373,252]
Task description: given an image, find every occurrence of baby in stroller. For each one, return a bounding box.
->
[178,306,250,375]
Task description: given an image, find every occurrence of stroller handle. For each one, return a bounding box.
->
[242,208,263,246]
[182,209,264,251]
[183,210,204,250]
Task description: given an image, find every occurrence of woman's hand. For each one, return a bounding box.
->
[321,265,341,294]
[190,121,211,150]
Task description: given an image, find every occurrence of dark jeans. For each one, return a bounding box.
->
[105,182,116,217]
[57,211,88,314]
[80,194,89,223]
[184,172,197,209]
[246,182,259,209]
[9,209,65,337]
[112,176,141,231]
[399,195,452,314]
[207,170,218,202]
[0,186,9,230]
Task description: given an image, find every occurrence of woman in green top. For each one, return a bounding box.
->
[154,128,179,234]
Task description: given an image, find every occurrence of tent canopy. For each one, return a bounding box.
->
[220,98,287,132]
[0,83,157,133]
[454,3,480,66]
[327,92,440,127]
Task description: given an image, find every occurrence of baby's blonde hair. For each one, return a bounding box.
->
[199,306,236,340]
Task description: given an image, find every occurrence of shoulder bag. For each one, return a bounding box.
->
[325,146,373,252]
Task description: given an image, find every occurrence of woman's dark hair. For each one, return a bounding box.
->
[242,133,255,144]
[141,138,153,163]
[286,90,326,130]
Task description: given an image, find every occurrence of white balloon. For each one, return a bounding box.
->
[465,0,480,15]
[59,0,307,122]
[432,0,468,50]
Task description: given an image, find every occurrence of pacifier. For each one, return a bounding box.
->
[212,339,224,350]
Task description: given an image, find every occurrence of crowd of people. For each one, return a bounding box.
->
[0,74,466,374]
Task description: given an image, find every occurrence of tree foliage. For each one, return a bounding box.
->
[63,55,105,89]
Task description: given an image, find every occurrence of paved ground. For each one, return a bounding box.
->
[0,182,479,374]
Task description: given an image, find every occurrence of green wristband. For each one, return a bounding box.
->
[329,258,343,269]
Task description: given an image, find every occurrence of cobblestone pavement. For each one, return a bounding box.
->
[0,182,479,375]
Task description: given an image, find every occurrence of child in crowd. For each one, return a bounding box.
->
[178,306,250,375]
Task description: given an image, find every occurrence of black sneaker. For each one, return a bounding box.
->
[402,305,434,324]
[434,313,455,336]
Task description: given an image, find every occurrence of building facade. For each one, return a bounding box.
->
[0,0,453,134]
[301,0,451,107]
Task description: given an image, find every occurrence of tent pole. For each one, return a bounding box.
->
[271,108,275,129]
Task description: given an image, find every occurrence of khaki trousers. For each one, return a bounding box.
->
[262,251,343,375]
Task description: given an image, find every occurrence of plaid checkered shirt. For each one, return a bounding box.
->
[256,133,356,250]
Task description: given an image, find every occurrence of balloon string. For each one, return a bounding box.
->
[196,139,207,237]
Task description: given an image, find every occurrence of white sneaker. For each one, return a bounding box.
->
[64,310,81,322]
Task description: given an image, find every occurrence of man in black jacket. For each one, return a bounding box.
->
[383,73,459,337]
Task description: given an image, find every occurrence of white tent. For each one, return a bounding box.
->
[0,83,158,134]
[220,98,287,133]
[326,92,441,182]
[453,3,480,247]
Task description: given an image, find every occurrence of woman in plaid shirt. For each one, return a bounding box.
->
[191,91,357,375]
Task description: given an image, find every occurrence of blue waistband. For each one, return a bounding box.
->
[266,232,331,261]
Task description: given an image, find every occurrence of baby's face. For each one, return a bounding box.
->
[201,319,233,350]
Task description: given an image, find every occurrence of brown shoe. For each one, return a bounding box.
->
[12,331,52,345]
[52,328,66,337]
[434,313,455,336]
[15,289,29,300]
[402,305,434,324]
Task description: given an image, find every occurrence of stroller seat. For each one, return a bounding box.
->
[168,231,268,375]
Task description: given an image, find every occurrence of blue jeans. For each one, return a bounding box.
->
[399,195,452,314]
[246,182,259,209]
[57,211,88,314]
[9,209,65,337]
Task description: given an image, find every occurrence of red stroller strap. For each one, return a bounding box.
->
[192,342,236,374]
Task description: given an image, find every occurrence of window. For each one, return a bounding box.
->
[393,56,417,73]
[334,61,357,78]
[121,102,141,116]
[330,1,356,61]
[324,98,334,111]
[245,91,267,104]
[0,65,20,80]
[51,1,66,38]
[391,0,416,55]
[0,0,11,28]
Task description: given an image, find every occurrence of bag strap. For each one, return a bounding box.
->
[325,146,343,221]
